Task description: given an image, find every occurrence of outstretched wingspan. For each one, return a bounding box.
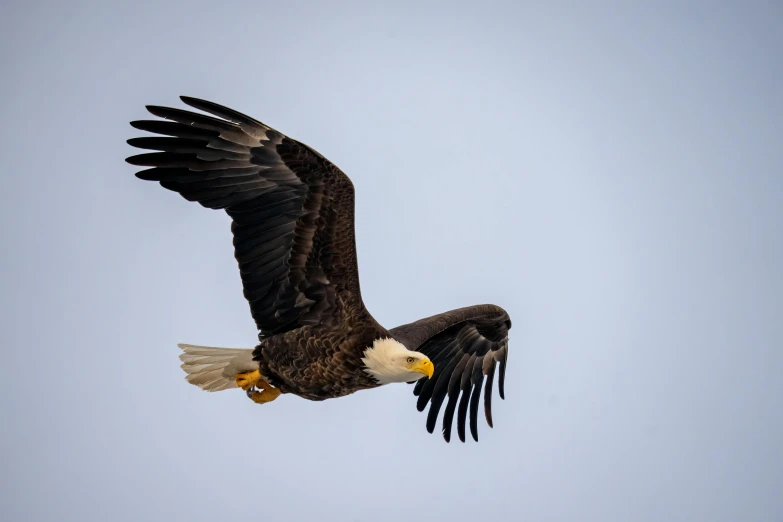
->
[390,304,511,442]
[126,97,367,337]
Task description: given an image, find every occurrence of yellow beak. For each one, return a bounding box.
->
[411,359,435,379]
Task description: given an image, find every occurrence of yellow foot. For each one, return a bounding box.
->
[236,370,261,391]
[247,387,282,404]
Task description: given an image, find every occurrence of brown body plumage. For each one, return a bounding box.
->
[258,315,387,401]
[127,97,512,441]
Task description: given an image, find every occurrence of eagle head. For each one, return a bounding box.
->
[361,338,435,385]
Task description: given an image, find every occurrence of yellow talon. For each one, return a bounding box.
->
[236,369,281,403]
[248,387,282,404]
[236,369,261,391]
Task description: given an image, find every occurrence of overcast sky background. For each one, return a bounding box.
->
[1,1,782,521]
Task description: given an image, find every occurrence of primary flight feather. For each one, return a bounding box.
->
[126,96,512,442]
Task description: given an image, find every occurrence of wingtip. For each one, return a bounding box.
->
[133,169,160,181]
[125,154,149,166]
[180,96,213,111]
[145,105,171,118]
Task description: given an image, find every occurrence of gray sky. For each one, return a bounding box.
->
[2,1,782,521]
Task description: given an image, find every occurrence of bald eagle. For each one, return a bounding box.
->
[126,97,512,442]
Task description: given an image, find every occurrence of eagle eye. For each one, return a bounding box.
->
[406,357,415,364]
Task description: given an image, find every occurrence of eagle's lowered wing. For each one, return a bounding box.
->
[390,304,511,442]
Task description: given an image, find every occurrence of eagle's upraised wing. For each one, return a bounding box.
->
[126,97,366,338]
[390,304,511,442]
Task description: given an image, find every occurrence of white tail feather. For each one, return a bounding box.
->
[178,343,257,392]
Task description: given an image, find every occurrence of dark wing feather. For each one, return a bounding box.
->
[389,304,511,442]
[127,97,367,337]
